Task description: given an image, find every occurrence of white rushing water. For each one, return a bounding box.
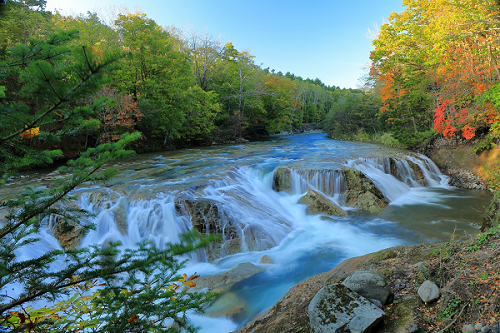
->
[3,133,491,332]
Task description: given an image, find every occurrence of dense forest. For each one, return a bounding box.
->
[369,0,500,150]
[367,0,500,213]
[0,0,366,158]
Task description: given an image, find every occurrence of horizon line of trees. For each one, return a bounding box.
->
[1,0,366,159]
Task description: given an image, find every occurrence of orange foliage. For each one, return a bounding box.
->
[371,0,500,139]
[93,87,142,143]
[19,127,39,139]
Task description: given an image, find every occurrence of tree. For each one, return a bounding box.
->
[0,26,214,333]
[325,92,381,139]
[52,11,121,54]
[183,29,224,92]
[216,43,265,138]
[0,0,52,60]
[262,74,301,133]
[370,0,500,145]
[90,86,142,145]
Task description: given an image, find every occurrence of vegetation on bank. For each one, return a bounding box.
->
[0,0,365,157]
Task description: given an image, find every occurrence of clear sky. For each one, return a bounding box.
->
[44,0,404,89]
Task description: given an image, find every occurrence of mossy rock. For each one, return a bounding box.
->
[381,298,421,333]
[273,167,292,192]
[299,189,348,217]
[343,169,389,213]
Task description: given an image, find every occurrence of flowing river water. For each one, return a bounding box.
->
[2,133,493,332]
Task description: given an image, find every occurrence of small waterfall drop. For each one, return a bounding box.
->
[345,155,446,202]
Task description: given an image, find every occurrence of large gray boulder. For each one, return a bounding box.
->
[299,189,348,217]
[308,283,385,333]
[342,271,393,305]
[417,280,440,304]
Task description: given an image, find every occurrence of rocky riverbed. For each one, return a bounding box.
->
[235,230,500,333]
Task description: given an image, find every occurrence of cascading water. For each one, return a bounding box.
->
[344,154,445,202]
[2,133,491,333]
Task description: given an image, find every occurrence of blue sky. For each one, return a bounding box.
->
[45,0,404,88]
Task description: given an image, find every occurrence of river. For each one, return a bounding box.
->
[2,133,492,332]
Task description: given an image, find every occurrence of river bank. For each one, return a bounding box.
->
[236,229,500,332]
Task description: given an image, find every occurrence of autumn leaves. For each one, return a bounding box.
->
[370,0,500,142]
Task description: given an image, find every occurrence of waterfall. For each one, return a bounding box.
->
[291,169,348,204]
[277,154,446,205]
[345,154,446,202]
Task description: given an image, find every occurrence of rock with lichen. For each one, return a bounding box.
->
[308,283,385,333]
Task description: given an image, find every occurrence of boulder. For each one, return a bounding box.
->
[462,325,477,333]
[273,167,292,192]
[407,160,428,186]
[299,189,348,217]
[192,262,266,294]
[417,280,440,304]
[175,196,241,260]
[342,271,393,305]
[50,215,85,249]
[85,190,120,214]
[308,283,385,333]
[110,205,128,235]
[343,169,389,213]
[174,197,234,236]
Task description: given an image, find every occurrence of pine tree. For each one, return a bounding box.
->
[0,22,214,333]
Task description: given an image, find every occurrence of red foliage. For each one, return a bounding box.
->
[462,125,476,139]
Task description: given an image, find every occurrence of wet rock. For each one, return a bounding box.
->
[175,196,241,260]
[343,169,389,213]
[417,280,440,304]
[308,283,385,333]
[110,205,128,235]
[475,323,484,331]
[299,189,348,217]
[369,299,383,309]
[86,190,120,214]
[407,160,428,186]
[273,167,291,192]
[342,271,393,305]
[260,255,274,264]
[192,262,266,294]
[481,326,491,333]
[50,215,85,249]
[205,238,242,262]
[462,325,477,333]
[205,292,249,319]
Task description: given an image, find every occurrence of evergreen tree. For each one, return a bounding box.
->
[0,25,214,333]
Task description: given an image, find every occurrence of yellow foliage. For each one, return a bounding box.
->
[19,127,39,139]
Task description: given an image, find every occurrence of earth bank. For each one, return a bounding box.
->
[235,230,500,333]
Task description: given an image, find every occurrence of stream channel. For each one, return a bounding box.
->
[3,132,493,332]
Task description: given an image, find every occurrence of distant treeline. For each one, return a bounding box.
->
[0,0,374,158]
